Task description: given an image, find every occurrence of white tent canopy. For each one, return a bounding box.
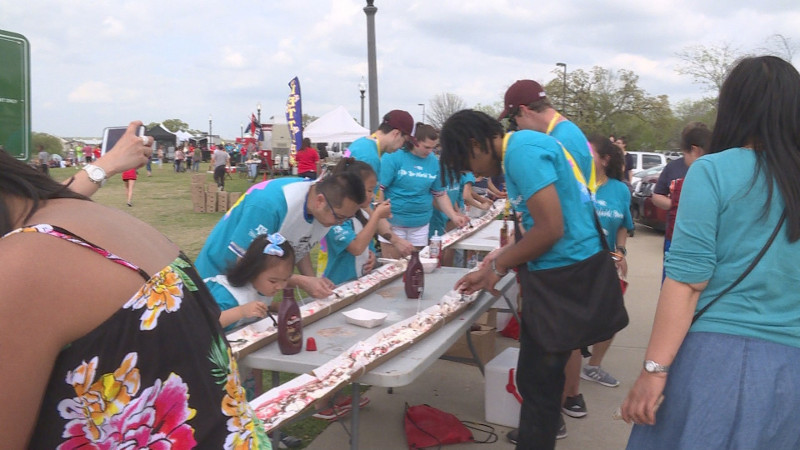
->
[304,106,369,143]
[175,130,194,142]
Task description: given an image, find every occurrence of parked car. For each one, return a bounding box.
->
[627,151,667,174]
[663,151,682,161]
[630,164,667,231]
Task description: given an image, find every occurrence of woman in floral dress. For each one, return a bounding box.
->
[0,125,270,448]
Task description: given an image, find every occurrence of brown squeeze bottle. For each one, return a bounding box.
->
[404,250,425,299]
[500,215,509,248]
[278,288,303,355]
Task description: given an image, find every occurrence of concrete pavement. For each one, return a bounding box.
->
[306,226,666,450]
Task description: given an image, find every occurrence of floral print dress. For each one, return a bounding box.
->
[4,224,270,449]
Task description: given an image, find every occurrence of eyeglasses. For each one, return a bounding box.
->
[322,192,348,225]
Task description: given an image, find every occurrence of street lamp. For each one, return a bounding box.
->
[556,62,567,114]
[359,77,366,127]
[418,103,425,124]
[240,122,244,139]
[208,114,213,150]
[257,102,262,124]
[364,0,379,131]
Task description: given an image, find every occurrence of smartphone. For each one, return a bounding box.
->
[101,126,146,156]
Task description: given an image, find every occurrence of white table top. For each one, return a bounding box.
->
[451,220,506,252]
[242,267,515,387]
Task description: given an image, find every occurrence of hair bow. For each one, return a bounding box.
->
[263,233,286,257]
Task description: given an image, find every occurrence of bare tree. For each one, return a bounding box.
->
[759,34,798,62]
[428,93,467,129]
[675,43,742,95]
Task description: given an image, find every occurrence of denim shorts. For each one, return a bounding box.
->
[627,332,800,449]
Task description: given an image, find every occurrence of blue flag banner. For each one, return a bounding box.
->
[286,77,303,162]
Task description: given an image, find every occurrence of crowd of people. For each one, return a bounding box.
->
[3,55,800,449]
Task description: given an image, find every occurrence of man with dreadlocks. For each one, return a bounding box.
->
[439,109,600,449]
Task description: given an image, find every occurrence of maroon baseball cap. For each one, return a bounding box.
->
[383,110,416,136]
[498,80,548,119]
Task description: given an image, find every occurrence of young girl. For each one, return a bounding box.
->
[323,158,392,285]
[204,233,295,329]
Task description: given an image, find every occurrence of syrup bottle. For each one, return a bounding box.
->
[500,215,509,248]
[404,250,425,299]
[278,288,303,355]
[429,231,442,267]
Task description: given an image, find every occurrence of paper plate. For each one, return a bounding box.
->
[342,308,388,328]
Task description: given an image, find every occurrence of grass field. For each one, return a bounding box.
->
[50,164,336,447]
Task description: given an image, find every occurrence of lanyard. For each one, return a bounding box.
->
[370,133,381,156]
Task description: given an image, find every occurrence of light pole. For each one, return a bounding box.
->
[359,77,366,127]
[364,0,379,131]
[257,102,262,124]
[418,103,425,124]
[556,62,567,114]
[240,122,244,139]
[208,114,213,149]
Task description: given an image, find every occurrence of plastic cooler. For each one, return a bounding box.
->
[484,347,522,428]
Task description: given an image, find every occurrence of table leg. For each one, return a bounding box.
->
[465,328,485,375]
[350,382,361,450]
[502,293,521,325]
[270,371,282,449]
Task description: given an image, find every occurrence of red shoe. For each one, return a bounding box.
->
[312,395,370,421]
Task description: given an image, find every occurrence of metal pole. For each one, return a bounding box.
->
[257,102,262,125]
[208,114,212,149]
[364,1,379,131]
[418,103,425,124]
[240,123,243,139]
[359,77,366,127]
[556,62,567,113]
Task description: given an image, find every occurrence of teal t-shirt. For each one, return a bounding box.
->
[504,130,600,270]
[550,120,593,180]
[348,136,381,176]
[666,148,800,348]
[430,172,475,237]
[323,217,376,285]
[594,179,634,250]
[379,150,444,228]
[195,177,301,278]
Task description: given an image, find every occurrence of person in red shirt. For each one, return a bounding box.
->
[296,138,320,179]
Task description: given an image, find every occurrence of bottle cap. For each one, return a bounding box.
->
[306,337,317,351]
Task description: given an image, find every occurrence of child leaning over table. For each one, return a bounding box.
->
[204,233,295,330]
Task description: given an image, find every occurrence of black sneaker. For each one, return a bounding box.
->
[562,393,587,418]
[507,428,518,445]
[557,414,568,440]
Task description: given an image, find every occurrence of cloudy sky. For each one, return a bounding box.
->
[2,0,798,138]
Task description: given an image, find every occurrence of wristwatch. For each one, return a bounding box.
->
[643,360,669,374]
[83,164,107,187]
[616,246,627,257]
[490,259,508,277]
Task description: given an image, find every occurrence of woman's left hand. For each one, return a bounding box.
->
[362,251,376,274]
[621,372,667,426]
[452,214,470,228]
[616,257,628,278]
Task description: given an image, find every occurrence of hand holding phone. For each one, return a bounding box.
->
[95,121,153,176]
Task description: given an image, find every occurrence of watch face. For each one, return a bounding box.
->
[645,361,656,372]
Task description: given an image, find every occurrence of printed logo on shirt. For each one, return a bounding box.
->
[397,168,437,179]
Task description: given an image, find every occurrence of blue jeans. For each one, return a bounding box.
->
[516,320,570,449]
[628,332,800,449]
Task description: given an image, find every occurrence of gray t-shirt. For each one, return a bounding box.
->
[38,151,49,163]
[212,150,228,168]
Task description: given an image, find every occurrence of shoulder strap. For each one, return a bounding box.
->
[692,210,786,324]
[3,224,151,281]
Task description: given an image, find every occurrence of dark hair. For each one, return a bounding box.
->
[710,55,800,241]
[414,123,439,142]
[0,150,90,235]
[226,234,295,287]
[439,109,504,186]
[680,122,711,152]
[616,136,627,145]
[525,98,553,113]
[589,136,625,181]
[331,157,375,181]
[302,137,312,149]
[316,172,366,206]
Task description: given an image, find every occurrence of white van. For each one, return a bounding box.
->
[627,151,667,174]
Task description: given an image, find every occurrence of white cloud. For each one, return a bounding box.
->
[68,81,114,103]
[102,16,125,37]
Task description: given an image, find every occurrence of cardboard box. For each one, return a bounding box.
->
[205,191,217,212]
[228,192,242,210]
[191,183,205,196]
[191,190,206,213]
[191,173,206,185]
[485,347,521,427]
[476,308,498,329]
[442,324,495,366]
[217,191,229,212]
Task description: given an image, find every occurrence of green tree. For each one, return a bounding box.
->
[32,132,64,156]
[473,101,503,120]
[675,43,741,95]
[302,114,318,129]
[146,119,190,132]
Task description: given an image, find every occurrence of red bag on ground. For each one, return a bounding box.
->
[404,403,473,449]
[500,315,520,340]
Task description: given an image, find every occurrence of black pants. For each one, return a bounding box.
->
[298,171,317,180]
[213,165,226,190]
[516,318,570,449]
[40,163,49,175]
